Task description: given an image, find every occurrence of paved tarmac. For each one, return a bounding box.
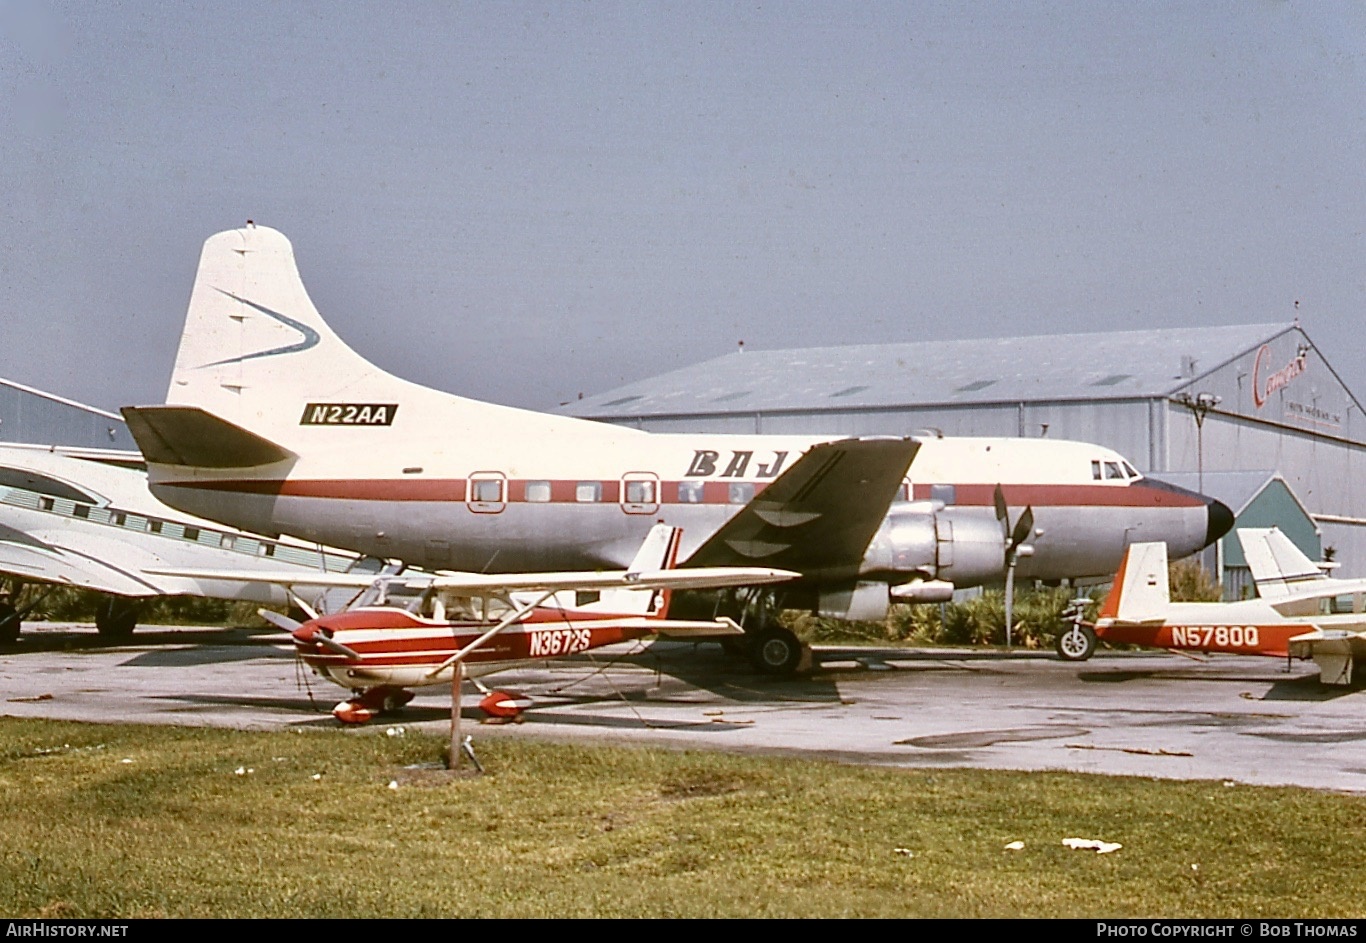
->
[2,622,1364,794]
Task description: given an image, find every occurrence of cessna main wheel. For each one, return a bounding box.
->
[1055,623,1097,662]
[747,626,805,676]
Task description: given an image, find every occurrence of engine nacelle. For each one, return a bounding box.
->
[861,501,1007,589]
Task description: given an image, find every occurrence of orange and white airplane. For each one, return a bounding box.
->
[1057,529,1365,686]
[170,524,798,723]
[120,224,1233,671]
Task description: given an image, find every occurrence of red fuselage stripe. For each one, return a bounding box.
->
[161,478,1201,508]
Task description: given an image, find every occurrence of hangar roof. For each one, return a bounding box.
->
[560,322,1299,419]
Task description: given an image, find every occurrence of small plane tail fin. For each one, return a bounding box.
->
[1096,541,1170,624]
[1238,528,1326,599]
[596,523,683,616]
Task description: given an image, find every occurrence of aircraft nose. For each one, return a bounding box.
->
[1205,497,1234,548]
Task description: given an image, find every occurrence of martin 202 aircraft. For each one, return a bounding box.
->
[0,442,372,642]
[1055,528,1366,686]
[121,224,1233,672]
[162,524,797,723]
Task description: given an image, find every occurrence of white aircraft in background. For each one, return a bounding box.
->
[121,224,1233,673]
[1057,529,1365,686]
[162,524,796,723]
[0,442,374,642]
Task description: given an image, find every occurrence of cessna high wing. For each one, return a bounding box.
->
[164,523,797,723]
[1056,530,1365,686]
[0,442,373,642]
[120,224,1233,669]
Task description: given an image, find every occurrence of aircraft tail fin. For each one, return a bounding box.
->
[157,223,611,450]
[1096,541,1170,624]
[1238,528,1326,599]
[596,523,683,616]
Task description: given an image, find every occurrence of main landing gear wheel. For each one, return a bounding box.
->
[333,688,415,725]
[95,598,140,640]
[0,603,18,644]
[747,625,806,676]
[1055,623,1097,662]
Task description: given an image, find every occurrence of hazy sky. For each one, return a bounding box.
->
[2,1,1363,415]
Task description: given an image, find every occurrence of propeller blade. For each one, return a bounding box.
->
[258,608,302,633]
[1009,506,1036,554]
[993,484,1008,526]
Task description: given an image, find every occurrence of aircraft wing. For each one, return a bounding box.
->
[426,565,798,594]
[1287,626,1366,686]
[145,566,385,590]
[0,522,168,597]
[148,564,799,595]
[682,436,920,580]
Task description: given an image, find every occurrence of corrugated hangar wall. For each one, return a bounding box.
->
[0,379,137,452]
[563,323,1366,580]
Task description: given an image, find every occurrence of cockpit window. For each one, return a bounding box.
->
[1123,461,1141,479]
[1091,461,1103,481]
[1104,461,1124,480]
[0,467,99,505]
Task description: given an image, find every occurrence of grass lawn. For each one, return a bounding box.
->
[1,717,1362,918]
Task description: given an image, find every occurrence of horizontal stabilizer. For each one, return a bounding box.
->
[684,436,920,580]
[631,617,745,638]
[122,405,295,468]
[1238,527,1326,599]
[1097,541,1170,625]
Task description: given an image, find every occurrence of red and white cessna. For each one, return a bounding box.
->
[230,524,797,723]
[122,224,1233,672]
[1055,528,1366,686]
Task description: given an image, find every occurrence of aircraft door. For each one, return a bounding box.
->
[620,472,660,515]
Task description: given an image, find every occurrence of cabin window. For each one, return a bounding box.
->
[624,480,655,505]
[72,504,90,519]
[1091,461,1103,481]
[728,483,755,505]
[677,481,704,503]
[576,482,602,503]
[183,527,200,542]
[149,520,163,534]
[221,534,235,550]
[524,480,551,503]
[39,497,54,511]
[472,479,504,503]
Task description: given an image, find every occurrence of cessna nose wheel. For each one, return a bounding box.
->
[1055,622,1097,661]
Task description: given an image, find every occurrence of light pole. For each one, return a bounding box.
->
[1173,391,1221,495]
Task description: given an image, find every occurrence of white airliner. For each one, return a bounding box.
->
[120,224,1233,672]
[0,442,372,641]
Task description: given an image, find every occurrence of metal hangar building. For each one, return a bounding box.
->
[558,322,1362,589]
[0,378,137,453]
